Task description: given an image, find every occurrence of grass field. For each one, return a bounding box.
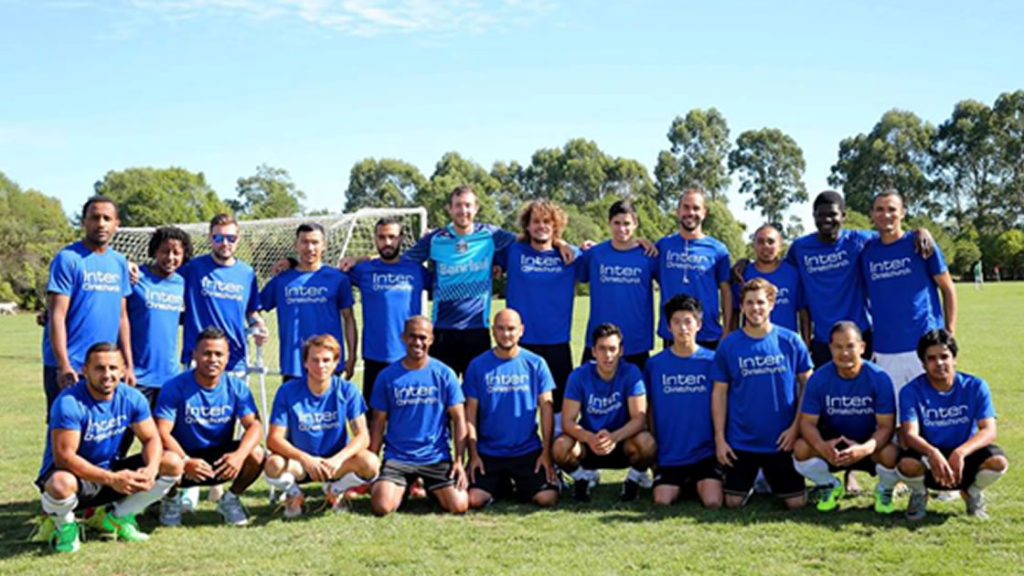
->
[1,285,1022,575]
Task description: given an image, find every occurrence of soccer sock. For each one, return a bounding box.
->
[570,468,592,482]
[897,470,927,494]
[41,492,77,526]
[792,457,836,487]
[876,464,899,492]
[553,412,563,437]
[114,475,179,517]
[266,472,299,496]
[328,472,374,494]
[627,467,648,483]
[967,467,1006,497]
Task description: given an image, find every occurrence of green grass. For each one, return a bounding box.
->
[1,285,1022,575]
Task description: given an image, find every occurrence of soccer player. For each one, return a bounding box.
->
[898,330,1009,520]
[792,322,900,514]
[34,343,181,553]
[464,309,558,508]
[43,196,134,416]
[861,189,957,392]
[369,316,469,515]
[645,295,723,508]
[261,223,357,381]
[712,278,813,509]
[554,323,656,502]
[153,328,265,526]
[729,224,808,338]
[348,217,430,400]
[264,334,380,518]
[656,189,732,350]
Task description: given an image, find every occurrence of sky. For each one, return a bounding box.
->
[1,0,1022,230]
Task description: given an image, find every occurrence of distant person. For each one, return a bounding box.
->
[972,260,983,291]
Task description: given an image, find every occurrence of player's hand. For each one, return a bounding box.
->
[250,322,269,346]
[820,437,846,467]
[451,461,469,491]
[324,455,346,479]
[948,449,966,486]
[776,424,799,452]
[344,358,356,381]
[928,450,956,488]
[57,368,79,390]
[836,440,870,467]
[914,228,935,259]
[132,467,156,491]
[716,439,737,467]
[270,257,292,276]
[580,240,595,251]
[213,450,247,480]
[123,366,137,388]
[468,454,485,484]
[731,258,749,285]
[556,241,577,264]
[589,430,615,456]
[337,257,358,272]
[185,457,216,482]
[128,261,140,284]
[536,451,557,485]
[636,237,659,257]
[301,455,330,482]
[36,307,48,327]
[110,469,150,495]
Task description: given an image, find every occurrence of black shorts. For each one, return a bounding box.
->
[811,329,873,369]
[580,348,649,373]
[724,449,806,499]
[580,441,633,470]
[654,457,724,494]
[431,328,492,377]
[471,450,556,502]
[899,444,1005,490]
[36,454,148,511]
[362,358,391,403]
[179,440,251,487]
[521,342,572,413]
[378,459,456,492]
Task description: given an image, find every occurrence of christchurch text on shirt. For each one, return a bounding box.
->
[869,257,913,281]
[145,288,184,311]
[298,410,341,432]
[738,354,788,377]
[285,284,329,305]
[665,250,711,270]
[921,404,971,427]
[394,384,439,407]
[484,372,531,394]
[520,254,563,274]
[201,277,245,301]
[803,251,850,274]
[82,270,122,292]
[824,394,875,416]
[661,373,708,394]
[371,272,415,291]
[184,404,233,426]
[587,392,623,415]
[83,414,130,442]
[598,264,643,284]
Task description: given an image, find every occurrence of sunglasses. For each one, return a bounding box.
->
[212,234,238,244]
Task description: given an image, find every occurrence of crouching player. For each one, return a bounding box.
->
[34,343,181,553]
[264,334,379,517]
[554,323,656,502]
[898,329,1009,520]
[792,321,899,513]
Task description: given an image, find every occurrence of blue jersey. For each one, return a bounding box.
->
[732,261,804,333]
[786,229,875,342]
[270,375,367,458]
[710,327,812,453]
[498,243,582,346]
[800,361,895,443]
[656,234,731,342]
[369,358,465,465]
[348,259,429,363]
[899,372,996,450]
[127,265,184,388]
[38,383,151,482]
[564,361,646,433]
[406,223,517,330]
[644,347,716,467]
[579,241,657,355]
[860,233,947,354]
[180,255,261,372]
[463,349,556,458]
[42,242,131,371]
[260,267,354,377]
[153,371,258,453]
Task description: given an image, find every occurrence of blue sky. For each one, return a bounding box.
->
[2,0,1021,229]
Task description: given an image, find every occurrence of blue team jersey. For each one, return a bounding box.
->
[463,349,556,458]
[645,347,716,467]
[579,241,657,355]
[786,229,875,343]
[899,372,996,450]
[732,261,804,333]
[860,233,947,354]
[498,243,582,346]
[800,361,895,443]
[369,358,465,465]
[348,259,429,363]
[710,327,813,453]
[42,242,131,371]
[260,267,354,377]
[656,234,731,342]
[153,371,258,453]
[406,223,517,330]
[38,383,151,482]
[180,255,261,372]
[270,375,367,458]
[564,361,646,433]
[128,266,184,388]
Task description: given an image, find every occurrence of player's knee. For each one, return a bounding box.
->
[983,455,1009,473]
[876,443,899,468]
[724,494,745,509]
[264,453,288,477]
[552,435,577,466]
[898,457,924,476]
[701,492,723,509]
[370,489,399,517]
[784,494,806,509]
[160,450,184,476]
[533,489,558,508]
[443,490,469,515]
[353,450,381,479]
[468,488,492,510]
[699,482,723,509]
[792,438,812,460]
[46,471,79,499]
[652,487,676,507]
[247,445,266,465]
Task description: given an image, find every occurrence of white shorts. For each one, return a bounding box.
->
[873,350,923,414]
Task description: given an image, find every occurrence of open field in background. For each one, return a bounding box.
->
[1,284,1022,575]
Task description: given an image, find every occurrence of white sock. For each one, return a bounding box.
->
[627,467,648,483]
[876,464,899,492]
[570,468,592,482]
[114,475,179,517]
[266,472,299,496]
[967,467,1006,497]
[41,492,77,526]
[328,472,373,494]
[897,470,927,495]
[793,457,837,487]
[553,412,563,437]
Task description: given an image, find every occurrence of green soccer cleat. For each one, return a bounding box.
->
[816,482,844,512]
[88,507,150,542]
[28,515,56,543]
[50,521,82,553]
[874,486,895,515]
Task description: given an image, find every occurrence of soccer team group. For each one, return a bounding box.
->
[33,184,1009,553]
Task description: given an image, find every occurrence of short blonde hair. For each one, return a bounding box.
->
[302,334,341,363]
[739,277,777,305]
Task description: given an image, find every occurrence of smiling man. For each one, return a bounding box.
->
[730,224,808,338]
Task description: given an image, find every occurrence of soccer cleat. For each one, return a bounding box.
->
[50,521,82,553]
[180,486,200,513]
[620,479,640,502]
[573,478,592,502]
[934,490,958,501]
[90,508,150,542]
[321,485,351,514]
[207,484,224,503]
[633,470,653,490]
[816,482,844,512]
[905,490,928,521]
[874,487,896,515]
[281,491,305,519]
[159,494,183,527]
[965,491,988,520]
[216,492,250,526]
[409,478,427,499]
[28,515,57,543]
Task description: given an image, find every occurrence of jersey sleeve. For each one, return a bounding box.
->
[898,385,919,424]
[462,362,480,400]
[493,246,509,271]
[348,262,365,287]
[442,367,466,407]
[337,273,355,309]
[576,249,591,283]
[46,250,77,296]
[714,245,731,284]
[534,358,556,396]
[405,232,433,263]
[259,276,278,312]
[245,271,261,314]
[927,243,949,276]
[800,375,823,415]
[564,370,585,403]
[343,381,368,421]
[709,343,732,384]
[234,377,258,419]
[129,390,152,425]
[793,336,813,372]
[269,384,291,427]
[369,372,390,413]
[119,256,132,298]
[153,383,179,422]
[974,378,997,420]
[50,393,84,431]
[491,227,518,251]
[625,364,646,397]
[874,371,896,416]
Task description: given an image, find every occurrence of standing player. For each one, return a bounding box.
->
[264,334,380,517]
[33,343,181,553]
[261,223,357,381]
[464,309,559,508]
[554,323,657,502]
[369,316,469,515]
[712,278,813,509]
[43,196,134,416]
[645,295,723,508]
[154,328,265,526]
[792,322,900,513]
[729,224,808,338]
[898,330,1009,520]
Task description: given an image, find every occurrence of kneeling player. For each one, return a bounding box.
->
[554,323,656,502]
[645,295,723,508]
[898,329,1009,520]
[264,334,380,517]
[464,309,558,508]
[793,322,899,513]
[34,343,181,553]
[369,316,469,515]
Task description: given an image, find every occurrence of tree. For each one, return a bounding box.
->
[728,128,808,228]
[490,160,530,230]
[702,199,746,261]
[93,167,228,227]
[344,158,425,212]
[992,90,1024,228]
[654,108,732,209]
[522,139,658,207]
[230,164,305,220]
[991,228,1024,279]
[931,99,1002,234]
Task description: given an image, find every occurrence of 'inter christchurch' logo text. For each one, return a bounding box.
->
[82,270,122,292]
[869,257,913,281]
[738,354,788,376]
[520,254,563,274]
[298,410,340,432]
[922,404,970,427]
[825,395,874,416]
[665,251,711,271]
[661,373,708,394]
[394,385,439,407]
[587,392,623,415]
[185,404,233,425]
[201,276,245,301]
[803,251,850,274]
[371,272,415,292]
[145,288,184,312]
[285,284,329,304]
[83,414,129,442]
[599,264,643,285]
[485,372,531,393]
